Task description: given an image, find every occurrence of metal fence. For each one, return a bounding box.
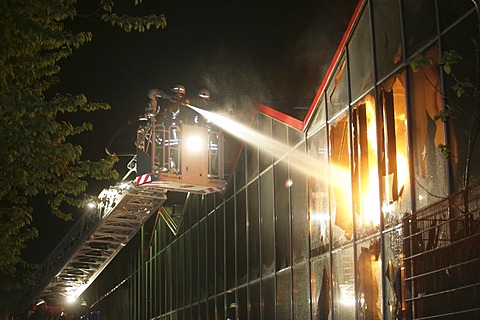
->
[403,185,480,319]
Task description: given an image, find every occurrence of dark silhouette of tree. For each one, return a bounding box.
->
[0,0,166,314]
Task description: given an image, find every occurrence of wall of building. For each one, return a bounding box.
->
[81,0,480,319]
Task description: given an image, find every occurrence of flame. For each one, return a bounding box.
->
[360,97,381,227]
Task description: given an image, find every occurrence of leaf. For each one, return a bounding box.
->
[437,144,451,158]
[443,63,451,74]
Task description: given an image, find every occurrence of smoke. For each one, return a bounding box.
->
[278,1,358,98]
[196,47,269,123]
[186,1,358,120]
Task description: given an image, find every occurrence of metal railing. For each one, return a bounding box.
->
[403,184,480,319]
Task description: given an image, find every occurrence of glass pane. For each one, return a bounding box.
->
[308,128,330,255]
[291,142,309,264]
[200,301,207,320]
[332,246,355,319]
[403,0,437,57]
[223,173,235,199]
[246,141,259,183]
[237,286,247,320]
[178,235,185,307]
[329,112,353,247]
[184,231,191,305]
[348,6,374,100]
[199,195,206,220]
[351,93,381,238]
[226,291,236,320]
[384,227,405,320]
[356,238,383,320]
[293,264,310,320]
[191,225,198,302]
[216,295,225,320]
[373,0,403,79]
[277,269,292,319]
[275,158,291,270]
[191,304,198,319]
[378,73,411,227]
[208,298,215,320]
[190,195,199,226]
[184,306,191,320]
[216,205,225,292]
[273,119,288,154]
[261,168,274,275]
[248,281,261,319]
[258,113,273,173]
[289,125,304,148]
[442,15,480,191]
[262,276,275,319]
[225,197,235,290]
[236,189,247,285]
[199,219,206,300]
[235,148,246,191]
[408,44,447,209]
[308,94,327,136]
[438,0,474,31]
[206,193,215,215]
[327,55,349,120]
[311,257,331,320]
[248,180,260,280]
[207,213,215,296]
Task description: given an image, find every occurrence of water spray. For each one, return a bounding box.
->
[184,103,350,185]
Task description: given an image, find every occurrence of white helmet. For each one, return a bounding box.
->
[171,84,186,95]
[198,89,211,100]
[36,299,46,306]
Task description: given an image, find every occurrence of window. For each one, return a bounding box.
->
[403,0,437,57]
[236,189,247,284]
[327,56,349,120]
[348,6,374,100]
[332,246,355,318]
[309,94,327,136]
[225,198,235,290]
[356,238,383,319]
[378,74,411,226]
[408,44,447,208]
[275,158,291,270]
[311,257,330,320]
[373,0,402,79]
[329,112,353,246]
[442,15,480,191]
[291,142,308,264]
[260,169,275,275]
[248,180,260,280]
[308,129,330,255]
[216,204,225,292]
[351,93,380,237]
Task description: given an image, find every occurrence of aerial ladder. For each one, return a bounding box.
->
[14,88,227,314]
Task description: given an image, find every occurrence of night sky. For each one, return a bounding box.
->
[26,0,358,264]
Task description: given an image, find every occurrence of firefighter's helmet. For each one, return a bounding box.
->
[198,89,211,100]
[35,299,46,307]
[171,84,186,95]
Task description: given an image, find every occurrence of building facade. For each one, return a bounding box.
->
[81,0,480,319]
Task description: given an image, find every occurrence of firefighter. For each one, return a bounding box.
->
[79,299,91,320]
[156,84,188,127]
[190,88,211,126]
[155,84,189,172]
[29,299,50,320]
[189,88,222,176]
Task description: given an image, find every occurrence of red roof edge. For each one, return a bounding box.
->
[255,103,304,131]
[303,0,364,129]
